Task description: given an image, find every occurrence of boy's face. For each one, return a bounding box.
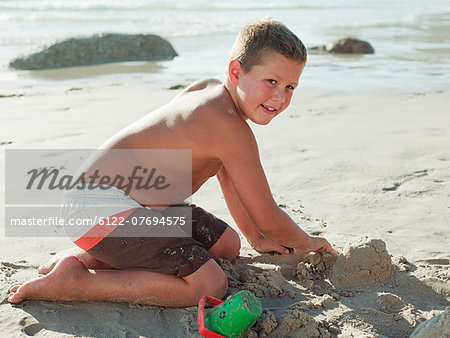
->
[232,52,305,125]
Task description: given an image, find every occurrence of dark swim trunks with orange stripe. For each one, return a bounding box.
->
[62,185,228,278]
[83,204,227,277]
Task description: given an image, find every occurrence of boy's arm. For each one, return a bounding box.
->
[217,166,289,254]
[216,120,336,255]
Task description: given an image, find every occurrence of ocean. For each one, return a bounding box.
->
[1,0,449,92]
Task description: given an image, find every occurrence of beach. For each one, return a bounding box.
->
[0,80,449,337]
[1,0,450,336]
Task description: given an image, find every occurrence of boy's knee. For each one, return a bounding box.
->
[227,228,241,261]
[207,270,228,300]
[199,268,228,300]
[210,227,241,261]
[187,263,228,301]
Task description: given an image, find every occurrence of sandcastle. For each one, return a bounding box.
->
[329,237,394,289]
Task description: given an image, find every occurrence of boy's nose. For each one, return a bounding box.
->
[272,88,286,104]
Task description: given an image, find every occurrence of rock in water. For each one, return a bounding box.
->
[9,33,178,70]
[312,37,374,54]
[329,237,393,289]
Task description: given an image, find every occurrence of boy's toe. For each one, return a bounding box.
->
[38,260,56,274]
[8,291,24,304]
[7,283,31,304]
[8,284,21,293]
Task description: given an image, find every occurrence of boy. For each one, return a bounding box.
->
[8,18,336,307]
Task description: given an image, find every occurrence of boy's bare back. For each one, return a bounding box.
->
[96,78,253,200]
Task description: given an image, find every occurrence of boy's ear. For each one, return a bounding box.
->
[228,59,242,86]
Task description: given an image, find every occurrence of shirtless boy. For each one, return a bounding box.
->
[8,18,336,307]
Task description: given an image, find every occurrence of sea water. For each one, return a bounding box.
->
[0,0,449,92]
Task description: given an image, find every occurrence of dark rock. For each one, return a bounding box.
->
[168,84,186,90]
[311,37,374,54]
[0,94,24,98]
[9,33,178,70]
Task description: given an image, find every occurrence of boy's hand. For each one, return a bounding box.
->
[293,235,338,257]
[250,234,290,255]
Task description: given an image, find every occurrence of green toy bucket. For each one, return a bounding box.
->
[198,290,262,338]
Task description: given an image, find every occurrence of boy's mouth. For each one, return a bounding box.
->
[261,104,277,114]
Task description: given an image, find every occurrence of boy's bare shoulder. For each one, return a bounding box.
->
[197,81,253,139]
[194,82,258,158]
[183,78,222,92]
[168,78,256,162]
[157,78,253,155]
[174,78,250,132]
[171,78,222,101]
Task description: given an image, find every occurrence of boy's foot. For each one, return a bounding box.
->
[39,248,113,274]
[38,248,78,274]
[8,256,89,304]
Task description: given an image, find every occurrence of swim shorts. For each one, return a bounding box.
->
[61,186,228,277]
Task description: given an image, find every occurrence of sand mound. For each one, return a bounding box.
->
[330,237,393,289]
[295,252,336,280]
[216,257,297,299]
[377,292,405,313]
[269,310,321,337]
[410,307,450,337]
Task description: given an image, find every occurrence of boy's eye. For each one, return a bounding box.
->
[286,85,295,90]
[267,79,277,85]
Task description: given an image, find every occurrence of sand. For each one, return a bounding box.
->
[0,80,449,337]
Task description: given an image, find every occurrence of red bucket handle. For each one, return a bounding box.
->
[198,295,227,338]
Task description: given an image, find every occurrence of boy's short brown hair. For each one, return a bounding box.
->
[229,17,307,73]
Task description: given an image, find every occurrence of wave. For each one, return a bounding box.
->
[0,0,324,12]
